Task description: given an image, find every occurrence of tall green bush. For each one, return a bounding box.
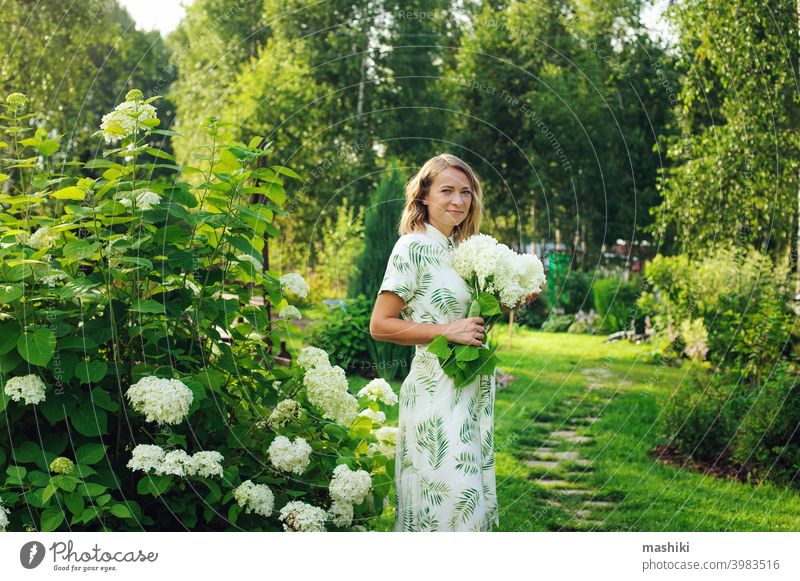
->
[0,91,397,532]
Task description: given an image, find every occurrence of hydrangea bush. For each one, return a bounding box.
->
[0,91,397,531]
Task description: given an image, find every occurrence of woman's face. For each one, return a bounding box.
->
[422,166,473,230]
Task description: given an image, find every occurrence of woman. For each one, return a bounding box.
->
[370,153,538,531]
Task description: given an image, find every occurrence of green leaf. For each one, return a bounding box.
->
[80,482,107,497]
[129,299,165,314]
[0,322,21,353]
[65,492,84,516]
[427,334,452,358]
[455,344,480,362]
[272,165,301,179]
[144,147,175,161]
[51,186,85,200]
[42,483,57,502]
[89,388,119,412]
[40,505,65,531]
[0,284,23,304]
[110,503,133,519]
[478,292,502,316]
[75,443,107,466]
[70,404,108,437]
[75,359,108,384]
[62,240,100,263]
[17,326,55,366]
[0,350,21,374]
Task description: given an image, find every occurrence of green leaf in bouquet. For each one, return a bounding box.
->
[467,298,481,317]
[428,334,452,358]
[454,344,480,362]
[478,292,502,316]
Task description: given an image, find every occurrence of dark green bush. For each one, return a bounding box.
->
[732,361,800,487]
[592,275,645,333]
[540,313,574,333]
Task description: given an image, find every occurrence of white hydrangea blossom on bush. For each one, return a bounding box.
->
[155,450,195,477]
[367,426,398,458]
[27,225,58,250]
[234,480,275,518]
[452,233,546,308]
[327,500,354,528]
[303,363,358,426]
[191,451,225,478]
[357,378,398,406]
[125,376,193,425]
[374,426,397,444]
[277,305,302,320]
[357,408,386,424]
[328,463,372,505]
[267,399,301,428]
[297,345,331,370]
[279,272,309,299]
[127,444,224,479]
[119,190,161,211]
[278,500,327,532]
[3,374,47,405]
[127,444,166,473]
[267,435,312,475]
[100,99,157,143]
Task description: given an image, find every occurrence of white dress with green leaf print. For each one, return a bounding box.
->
[377,221,499,532]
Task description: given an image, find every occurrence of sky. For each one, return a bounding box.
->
[120,0,672,42]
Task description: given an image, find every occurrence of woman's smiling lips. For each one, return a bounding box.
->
[448,210,463,215]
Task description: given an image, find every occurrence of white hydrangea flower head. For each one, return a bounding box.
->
[119,190,161,211]
[155,449,194,477]
[234,480,275,518]
[327,500,354,528]
[3,374,47,405]
[191,451,225,478]
[367,441,396,459]
[125,376,193,425]
[374,426,398,444]
[127,444,166,473]
[357,408,386,424]
[267,435,312,475]
[279,272,309,299]
[277,305,302,320]
[27,225,58,250]
[236,253,262,269]
[297,345,331,371]
[452,233,546,308]
[278,500,327,532]
[267,399,301,428]
[303,364,358,427]
[328,463,372,505]
[0,498,9,532]
[100,99,157,143]
[357,378,398,406]
[40,272,68,288]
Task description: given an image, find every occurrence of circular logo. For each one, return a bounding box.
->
[20,541,46,569]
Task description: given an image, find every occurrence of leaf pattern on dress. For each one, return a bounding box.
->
[481,426,495,471]
[399,425,412,469]
[415,412,448,470]
[481,374,495,417]
[407,240,445,269]
[455,451,481,476]
[415,271,434,296]
[467,385,481,423]
[448,487,481,529]
[419,504,439,531]
[420,475,451,508]
[459,415,476,445]
[431,287,459,319]
[416,356,439,396]
[400,379,418,410]
[403,502,416,530]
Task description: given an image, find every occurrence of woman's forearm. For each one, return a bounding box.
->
[370,318,449,346]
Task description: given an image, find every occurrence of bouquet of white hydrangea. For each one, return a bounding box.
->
[429,233,546,388]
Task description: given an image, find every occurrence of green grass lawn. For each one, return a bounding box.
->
[273,313,800,531]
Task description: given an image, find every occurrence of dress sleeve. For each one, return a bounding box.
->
[377,238,417,303]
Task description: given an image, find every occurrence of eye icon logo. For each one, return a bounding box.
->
[20,541,46,569]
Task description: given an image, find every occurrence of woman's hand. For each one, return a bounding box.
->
[444,316,485,346]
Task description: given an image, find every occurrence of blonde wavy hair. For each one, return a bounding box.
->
[398,153,483,244]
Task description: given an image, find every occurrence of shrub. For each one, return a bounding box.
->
[732,361,800,486]
[592,275,645,333]
[541,313,574,333]
[0,91,396,532]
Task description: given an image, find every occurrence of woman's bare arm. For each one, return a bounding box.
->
[370,291,449,346]
[370,291,485,347]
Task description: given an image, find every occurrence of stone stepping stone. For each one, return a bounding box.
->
[583,500,613,508]
[536,479,573,488]
[526,459,560,470]
[553,451,580,460]
[550,430,578,438]
[534,446,554,454]
[556,488,596,496]
[575,509,592,518]
[581,367,613,378]
[565,435,593,444]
